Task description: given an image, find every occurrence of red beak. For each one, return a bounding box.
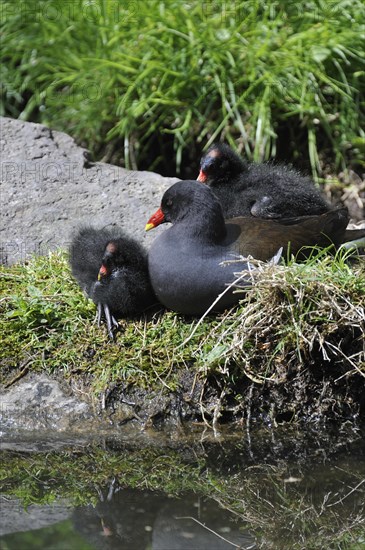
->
[145,207,165,231]
[98,264,108,280]
[197,169,207,183]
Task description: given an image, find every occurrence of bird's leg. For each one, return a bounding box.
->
[103,304,119,339]
[97,303,104,327]
[110,312,119,328]
[96,303,119,339]
[106,477,117,502]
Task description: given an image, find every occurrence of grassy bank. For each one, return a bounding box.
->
[1,0,364,176]
[1,249,364,426]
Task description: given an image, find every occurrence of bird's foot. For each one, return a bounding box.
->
[104,304,119,340]
[96,303,119,339]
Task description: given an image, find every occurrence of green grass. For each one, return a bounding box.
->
[0,250,222,393]
[1,0,364,176]
[0,249,364,424]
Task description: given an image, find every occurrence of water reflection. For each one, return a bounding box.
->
[73,485,255,549]
[1,427,364,549]
[1,488,255,550]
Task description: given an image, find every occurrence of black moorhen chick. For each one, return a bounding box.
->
[198,143,332,218]
[70,226,156,338]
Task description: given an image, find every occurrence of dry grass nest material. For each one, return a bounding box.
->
[193,251,365,384]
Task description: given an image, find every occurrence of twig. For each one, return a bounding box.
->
[174,515,255,549]
[178,270,255,349]
[4,359,33,388]
[327,479,365,507]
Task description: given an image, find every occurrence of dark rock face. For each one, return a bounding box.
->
[0,117,178,264]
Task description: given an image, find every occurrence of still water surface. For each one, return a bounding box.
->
[1,427,364,550]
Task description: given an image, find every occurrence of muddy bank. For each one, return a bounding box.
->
[1,354,364,435]
[1,253,364,434]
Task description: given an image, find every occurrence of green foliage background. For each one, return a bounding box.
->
[1,0,364,176]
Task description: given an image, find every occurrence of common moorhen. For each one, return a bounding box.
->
[144,181,281,315]
[198,143,332,218]
[70,226,156,338]
[145,181,356,315]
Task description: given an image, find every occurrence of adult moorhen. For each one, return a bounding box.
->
[145,181,350,315]
[198,143,332,219]
[70,226,156,338]
[145,181,266,315]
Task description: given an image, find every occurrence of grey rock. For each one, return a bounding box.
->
[0,374,92,432]
[0,117,178,264]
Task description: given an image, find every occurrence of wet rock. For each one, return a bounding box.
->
[0,117,178,265]
[0,496,71,537]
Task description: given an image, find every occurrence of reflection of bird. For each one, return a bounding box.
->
[70,227,156,338]
[198,143,332,219]
[145,181,281,315]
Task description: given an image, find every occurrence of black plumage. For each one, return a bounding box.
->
[69,226,156,338]
[145,181,278,315]
[145,181,359,315]
[198,143,332,218]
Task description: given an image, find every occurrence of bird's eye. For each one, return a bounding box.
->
[166,198,173,207]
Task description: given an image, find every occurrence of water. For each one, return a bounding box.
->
[1,426,364,550]
[1,490,255,550]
